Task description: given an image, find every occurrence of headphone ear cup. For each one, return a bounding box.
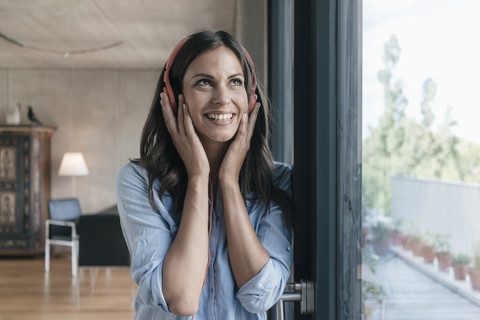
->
[248,92,257,113]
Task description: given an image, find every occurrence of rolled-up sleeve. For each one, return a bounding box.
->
[237,164,293,313]
[115,163,176,314]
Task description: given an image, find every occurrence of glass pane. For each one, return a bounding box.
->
[362,1,480,318]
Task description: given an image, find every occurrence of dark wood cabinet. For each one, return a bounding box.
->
[0,126,55,256]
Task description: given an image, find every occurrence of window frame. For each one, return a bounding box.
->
[268,0,362,319]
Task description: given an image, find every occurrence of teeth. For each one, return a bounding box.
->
[207,113,233,121]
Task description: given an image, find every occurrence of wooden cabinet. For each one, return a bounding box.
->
[0,126,55,256]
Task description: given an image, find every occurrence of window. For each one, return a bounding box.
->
[362,1,480,318]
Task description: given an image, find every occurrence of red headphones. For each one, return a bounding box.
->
[162,37,257,114]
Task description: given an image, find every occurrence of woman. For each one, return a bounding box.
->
[116,30,292,319]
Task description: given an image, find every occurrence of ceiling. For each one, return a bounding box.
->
[0,0,237,69]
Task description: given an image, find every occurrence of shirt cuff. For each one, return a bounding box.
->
[236,258,287,313]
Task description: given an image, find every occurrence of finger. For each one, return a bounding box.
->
[237,112,248,139]
[183,103,196,138]
[160,92,178,135]
[176,94,187,137]
[246,102,261,140]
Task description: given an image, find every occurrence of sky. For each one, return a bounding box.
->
[363,0,480,143]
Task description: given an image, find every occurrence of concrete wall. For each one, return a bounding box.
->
[0,0,268,214]
[391,176,480,257]
[0,69,159,213]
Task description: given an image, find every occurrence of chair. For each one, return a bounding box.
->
[45,198,82,277]
[78,212,130,268]
[77,211,132,300]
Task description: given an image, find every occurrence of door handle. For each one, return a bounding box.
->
[276,280,315,320]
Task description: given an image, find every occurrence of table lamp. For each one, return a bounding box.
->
[58,152,89,197]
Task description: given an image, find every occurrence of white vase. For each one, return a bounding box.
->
[6,103,21,125]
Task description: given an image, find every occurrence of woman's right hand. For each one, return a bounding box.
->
[161,92,210,178]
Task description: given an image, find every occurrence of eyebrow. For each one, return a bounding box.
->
[191,73,244,80]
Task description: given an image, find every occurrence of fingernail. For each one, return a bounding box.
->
[243,113,247,120]
[183,104,186,110]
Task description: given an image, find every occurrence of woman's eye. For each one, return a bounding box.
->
[230,78,243,86]
[197,79,212,86]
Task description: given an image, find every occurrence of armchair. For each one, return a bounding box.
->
[45,198,82,277]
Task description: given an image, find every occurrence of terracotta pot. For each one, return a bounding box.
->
[436,253,452,272]
[452,264,469,281]
[362,227,369,248]
[411,241,424,257]
[389,231,403,246]
[372,239,390,256]
[422,245,436,264]
[469,268,480,291]
[402,236,411,250]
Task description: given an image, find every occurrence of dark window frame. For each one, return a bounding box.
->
[268,0,362,319]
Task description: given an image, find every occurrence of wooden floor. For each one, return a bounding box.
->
[371,255,480,319]
[0,257,135,320]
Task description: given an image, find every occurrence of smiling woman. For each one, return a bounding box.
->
[115,30,293,320]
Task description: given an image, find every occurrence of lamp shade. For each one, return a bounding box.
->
[58,152,89,176]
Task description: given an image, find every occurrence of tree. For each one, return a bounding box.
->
[363,34,480,215]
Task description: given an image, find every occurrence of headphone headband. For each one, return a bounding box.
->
[163,37,191,113]
[162,37,257,114]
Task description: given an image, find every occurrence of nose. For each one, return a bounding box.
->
[211,85,230,105]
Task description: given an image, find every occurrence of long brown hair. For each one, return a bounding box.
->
[139,30,291,218]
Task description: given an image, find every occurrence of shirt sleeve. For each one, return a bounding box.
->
[236,164,293,313]
[115,163,176,314]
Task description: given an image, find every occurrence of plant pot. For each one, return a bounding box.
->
[452,264,469,281]
[372,239,390,256]
[362,227,369,248]
[436,253,452,272]
[469,268,480,291]
[422,245,436,264]
[389,231,403,246]
[411,241,424,257]
[402,236,411,250]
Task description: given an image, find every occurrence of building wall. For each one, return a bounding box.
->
[0,0,268,214]
[0,69,159,213]
[391,176,480,256]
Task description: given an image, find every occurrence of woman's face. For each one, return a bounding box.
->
[182,46,248,147]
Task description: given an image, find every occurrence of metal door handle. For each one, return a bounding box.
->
[275,280,315,320]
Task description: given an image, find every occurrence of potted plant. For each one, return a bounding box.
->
[371,221,391,256]
[452,254,471,281]
[421,232,437,264]
[469,245,480,291]
[389,217,404,246]
[408,233,424,257]
[362,249,386,318]
[435,233,452,272]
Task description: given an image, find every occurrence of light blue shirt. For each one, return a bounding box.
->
[115,162,293,320]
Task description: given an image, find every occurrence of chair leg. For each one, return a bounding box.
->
[72,240,78,277]
[45,241,50,272]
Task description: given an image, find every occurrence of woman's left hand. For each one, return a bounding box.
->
[218,102,261,184]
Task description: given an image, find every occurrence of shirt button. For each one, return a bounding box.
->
[286,246,291,252]
[210,251,215,257]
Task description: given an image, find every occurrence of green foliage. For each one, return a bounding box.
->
[361,249,386,318]
[363,34,480,214]
[452,254,472,265]
[474,244,480,269]
[434,233,452,254]
[371,221,390,242]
